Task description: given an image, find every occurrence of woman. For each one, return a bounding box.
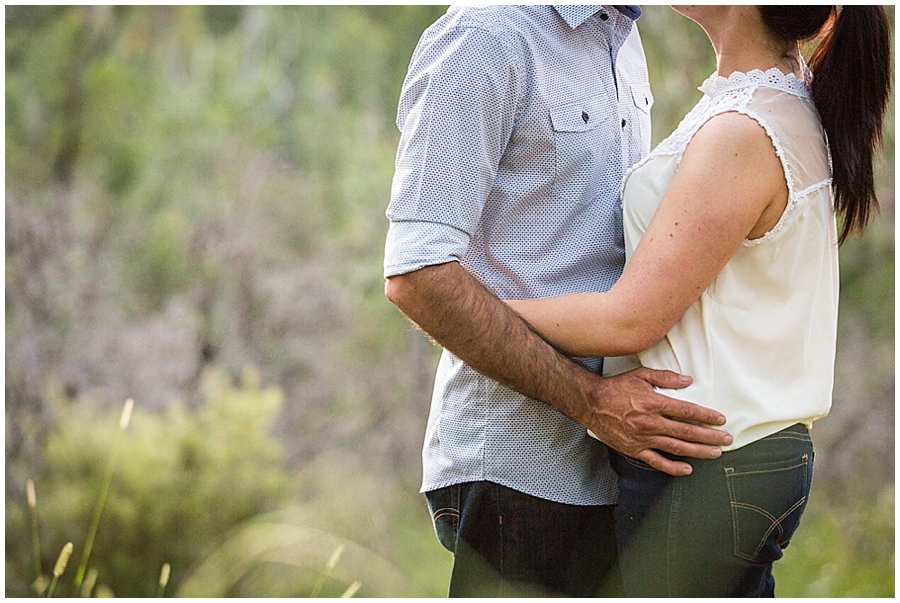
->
[506,6,891,597]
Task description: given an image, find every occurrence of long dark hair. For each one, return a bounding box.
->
[760,6,892,244]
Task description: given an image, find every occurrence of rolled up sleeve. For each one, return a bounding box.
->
[383,220,471,278]
[384,24,519,278]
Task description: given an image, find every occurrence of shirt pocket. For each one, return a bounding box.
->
[630,84,654,115]
[549,95,616,206]
[630,84,654,154]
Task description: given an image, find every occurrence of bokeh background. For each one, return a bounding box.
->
[5,6,894,597]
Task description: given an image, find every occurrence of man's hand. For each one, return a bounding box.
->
[582,367,732,476]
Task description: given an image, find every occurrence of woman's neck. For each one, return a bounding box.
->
[700,7,802,79]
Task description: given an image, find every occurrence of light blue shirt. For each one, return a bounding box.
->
[384,5,652,505]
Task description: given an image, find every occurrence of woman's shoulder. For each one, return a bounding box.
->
[695,110,768,139]
[703,85,825,163]
[646,91,771,164]
[683,110,783,183]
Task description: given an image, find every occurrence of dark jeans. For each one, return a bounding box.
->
[611,423,814,597]
[425,481,623,597]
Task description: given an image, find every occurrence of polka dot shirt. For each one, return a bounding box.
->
[384,5,653,505]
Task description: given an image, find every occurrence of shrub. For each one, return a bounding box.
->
[5,366,291,597]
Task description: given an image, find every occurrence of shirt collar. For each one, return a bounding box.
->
[614,6,642,21]
[554,5,641,29]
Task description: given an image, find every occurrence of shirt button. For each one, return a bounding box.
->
[599,12,609,21]
[621,119,627,128]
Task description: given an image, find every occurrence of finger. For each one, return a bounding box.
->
[637,449,693,477]
[657,395,728,428]
[649,433,724,460]
[637,367,693,390]
[655,414,733,447]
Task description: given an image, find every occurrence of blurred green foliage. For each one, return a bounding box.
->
[774,488,895,597]
[5,5,893,598]
[6,368,291,597]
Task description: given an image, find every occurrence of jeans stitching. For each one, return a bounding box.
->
[725,467,741,560]
[432,508,460,521]
[779,471,808,545]
[764,435,811,442]
[751,496,808,559]
[731,502,785,559]
[665,476,681,596]
[430,485,462,554]
[726,457,809,562]
[725,461,807,478]
[732,496,808,561]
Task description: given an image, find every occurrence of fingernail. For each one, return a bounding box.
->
[679,375,691,383]
[710,448,722,459]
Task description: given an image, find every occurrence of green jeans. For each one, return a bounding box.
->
[611,423,814,597]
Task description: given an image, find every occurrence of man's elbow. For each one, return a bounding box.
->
[384,275,408,309]
[385,272,428,316]
[385,262,455,310]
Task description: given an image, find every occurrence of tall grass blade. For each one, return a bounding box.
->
[309,544,344,597]
[340,580,362,598]
[46,542,73,598]
[79,568,98,598]
[73,398,134,593]
[32,575,49,597]
[94,584,115,597]
[157,562,171,597]
[27,479,42,579]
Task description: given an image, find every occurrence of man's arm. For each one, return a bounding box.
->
[385,261,733,477]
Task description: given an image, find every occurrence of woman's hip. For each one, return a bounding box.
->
[610,423,814,597]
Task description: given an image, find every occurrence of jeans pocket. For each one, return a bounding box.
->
[725,454,811,564]
[426,486,461,553]
[620,454,656,471]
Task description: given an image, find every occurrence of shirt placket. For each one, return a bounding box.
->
[591,12,634,178]
[609,14,638,175]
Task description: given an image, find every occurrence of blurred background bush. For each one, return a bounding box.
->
[5,6,893,597]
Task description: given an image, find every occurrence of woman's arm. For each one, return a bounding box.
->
[506,111,789,357]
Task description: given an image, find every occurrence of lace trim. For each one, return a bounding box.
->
[795,179,833,199]
[622,66,826,246]
[620,87,753,192]
[744,178,833,247]
[699,67,812,102]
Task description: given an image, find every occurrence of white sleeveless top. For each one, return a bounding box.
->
[620,68,839,450]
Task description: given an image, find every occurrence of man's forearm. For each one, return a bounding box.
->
[385,261,596,422]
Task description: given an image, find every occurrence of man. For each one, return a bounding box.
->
[383,5,733,597]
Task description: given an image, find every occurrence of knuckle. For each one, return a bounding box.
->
[632,393,659,413]
[632,414,656,432]
[675,422,696,440]
[672,441,693,457]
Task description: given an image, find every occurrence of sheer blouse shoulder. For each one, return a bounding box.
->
[622,66,831,246]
